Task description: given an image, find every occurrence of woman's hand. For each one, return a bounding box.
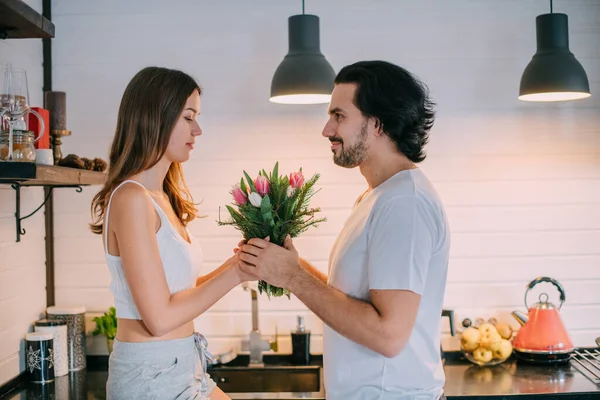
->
[232,239,259,283]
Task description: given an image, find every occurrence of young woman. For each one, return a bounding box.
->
[91,66,248,399]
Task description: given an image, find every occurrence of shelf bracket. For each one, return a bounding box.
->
[10,183,83,242]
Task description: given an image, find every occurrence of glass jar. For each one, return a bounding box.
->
[0,130,36,162]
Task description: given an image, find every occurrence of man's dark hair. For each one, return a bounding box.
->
[335,61,435,163]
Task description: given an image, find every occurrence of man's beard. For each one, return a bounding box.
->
[332,121,369,168]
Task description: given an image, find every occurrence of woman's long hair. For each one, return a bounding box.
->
[90,66,201,235]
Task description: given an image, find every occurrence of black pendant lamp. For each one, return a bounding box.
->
[269,0,335,104]
[519,0,591,102]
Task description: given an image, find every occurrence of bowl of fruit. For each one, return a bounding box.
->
[460,320,514,366]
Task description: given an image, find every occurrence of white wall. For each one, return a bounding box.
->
[47,0,600,356]
[0,0,47,385]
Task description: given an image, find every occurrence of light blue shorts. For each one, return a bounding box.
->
[106,333,217,400]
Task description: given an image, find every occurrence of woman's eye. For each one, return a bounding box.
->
[185,117,193,122]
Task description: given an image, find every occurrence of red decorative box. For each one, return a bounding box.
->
[29,107,50,149]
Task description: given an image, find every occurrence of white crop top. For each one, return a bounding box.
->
[104,180,202,319]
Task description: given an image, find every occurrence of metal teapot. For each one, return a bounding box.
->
[511,277,574,364]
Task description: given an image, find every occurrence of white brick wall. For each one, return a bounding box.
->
[10,0,598,360]
[0,0,47,385]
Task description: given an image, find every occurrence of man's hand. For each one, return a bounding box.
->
[238,235,301,288]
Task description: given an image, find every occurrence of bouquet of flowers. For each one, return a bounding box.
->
[218,162,326,298]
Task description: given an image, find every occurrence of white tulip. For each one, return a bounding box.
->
[249,192,263,207]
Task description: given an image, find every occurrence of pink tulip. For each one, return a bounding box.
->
[232,184,248,205]
[289,171,305,189]
[254,175,270,196]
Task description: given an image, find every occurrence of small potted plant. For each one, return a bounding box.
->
[92,307,117,354]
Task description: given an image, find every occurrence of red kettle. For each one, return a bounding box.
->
[511,277,574,364]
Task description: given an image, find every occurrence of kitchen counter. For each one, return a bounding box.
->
[442,349,600,400]
[3,350,600,399]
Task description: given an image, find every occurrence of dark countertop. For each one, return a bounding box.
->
[3,350,600,399]
[442,350,600,400]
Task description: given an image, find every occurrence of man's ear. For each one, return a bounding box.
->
[372,118,384,137]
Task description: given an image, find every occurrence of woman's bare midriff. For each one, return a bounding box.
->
[116,319,195,342]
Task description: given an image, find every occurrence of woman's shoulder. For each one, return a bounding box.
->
[110,182,154,215]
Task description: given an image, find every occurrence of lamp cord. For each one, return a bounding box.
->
[302,0,305,14]
[550,0,553,13]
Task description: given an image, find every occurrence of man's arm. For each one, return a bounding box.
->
[290,258,420,358]
[239,238,420,358]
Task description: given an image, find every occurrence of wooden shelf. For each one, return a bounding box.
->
[0,0,55,39]
[0,162,106,186]
[1,162,106,242]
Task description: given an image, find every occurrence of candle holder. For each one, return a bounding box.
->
[51,129,71,164]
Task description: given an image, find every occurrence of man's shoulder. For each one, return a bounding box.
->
[374,172,439,207]
[371,171,447,223]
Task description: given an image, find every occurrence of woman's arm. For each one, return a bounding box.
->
[111,184,242,337]
[196,268,226,287]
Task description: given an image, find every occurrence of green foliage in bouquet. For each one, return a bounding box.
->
[92,307,117,340]
[218,162,326,298]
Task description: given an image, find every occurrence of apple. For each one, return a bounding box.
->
[481,331,502,349]
[490,339,513,360]
[478,323,497,335]
[472,346,493,363]
[461,327,482,352]
[495,322,513,340]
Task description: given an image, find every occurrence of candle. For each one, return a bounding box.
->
[44,91,67,130]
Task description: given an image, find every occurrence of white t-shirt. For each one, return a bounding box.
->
[323,168,450,400]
